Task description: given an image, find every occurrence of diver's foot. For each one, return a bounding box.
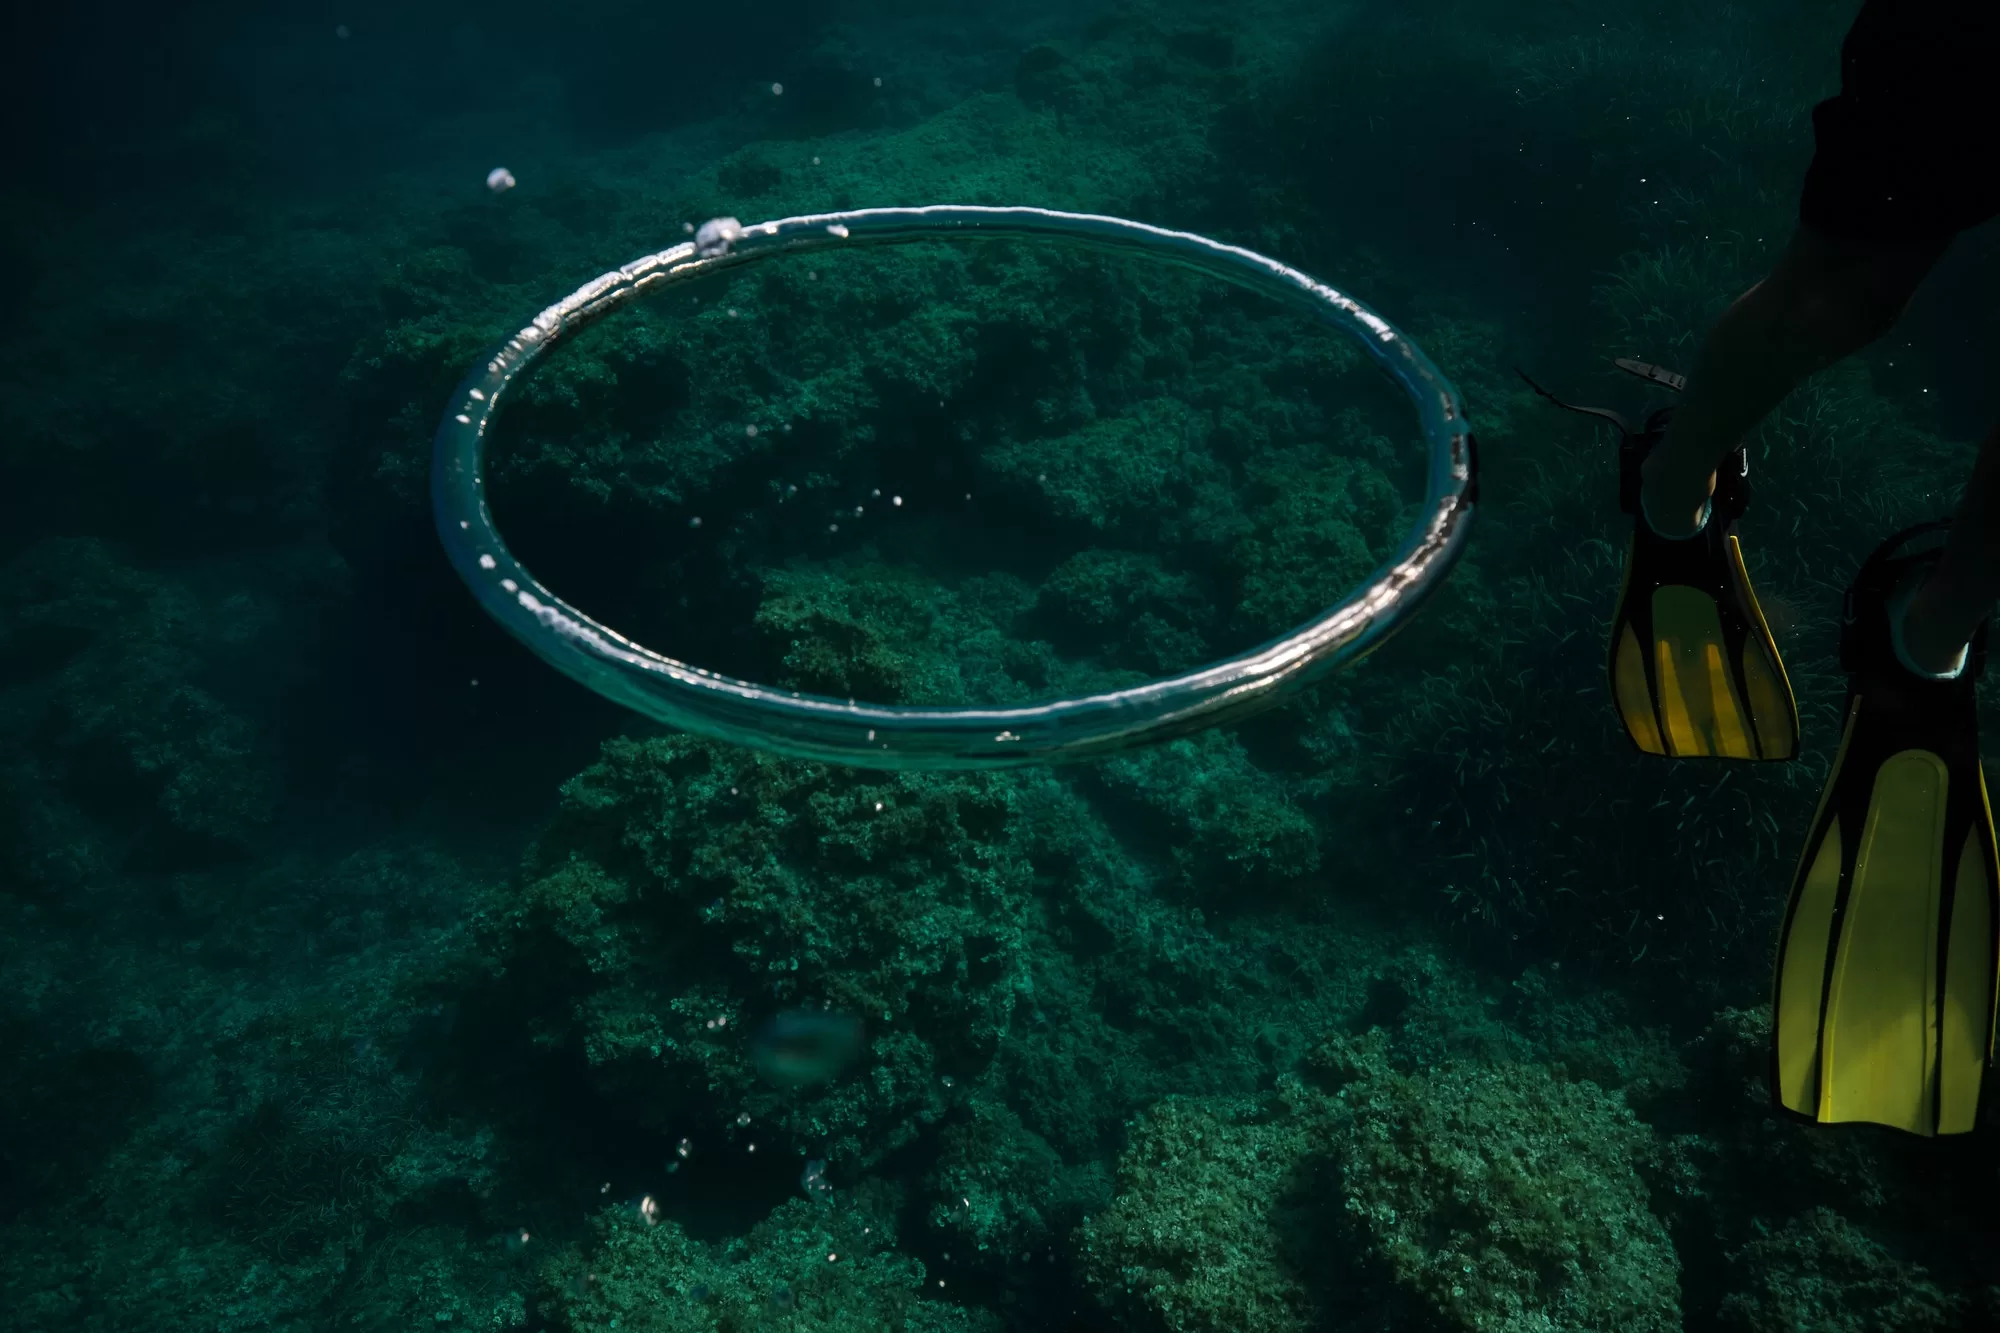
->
[1893,567,1972,680]
[1637,437,1717,540]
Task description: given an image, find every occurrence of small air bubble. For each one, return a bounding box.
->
[689,516,703,528]
[875,76,884,87]
[335,23,351,39]
[771,82,785,95]
[745,424,759,437]
[812,156,821,165]
[737,1111,752,1126]
[828,523,840,533]
[892,495,903,506]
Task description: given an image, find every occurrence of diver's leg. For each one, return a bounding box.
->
[1902,424,2000,674]
[1639,224,1950,534]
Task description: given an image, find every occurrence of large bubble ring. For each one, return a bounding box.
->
[433,206,1477,769]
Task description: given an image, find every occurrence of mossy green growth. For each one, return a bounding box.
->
[539,1197,997,1333]
[1075,1087,1339,1333]
[1715,1208,1962,1332]
[485,733,1038,1164]
[1087,730,1321,905]
[1316,1032,1680,1333]
[926,1097,1108,1275]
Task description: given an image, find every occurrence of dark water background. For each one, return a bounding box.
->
[5,1,1999,1328]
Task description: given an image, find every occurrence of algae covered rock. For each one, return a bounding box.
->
[1717,1208,1961,1332]
[1320,1033,1680,1333]
[1079,1037,1679,1333]
[1075,1088,1341,1333]
[927,1097,1108,1278]
[482,733,1039,1165]
[541,1196,997,1333]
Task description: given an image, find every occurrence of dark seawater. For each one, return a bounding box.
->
[5,1,1998,1328]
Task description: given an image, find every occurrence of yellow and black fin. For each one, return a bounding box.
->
[1605,414,1799,760]
[1518,361,1799,760]
[1773,522,2000,1136]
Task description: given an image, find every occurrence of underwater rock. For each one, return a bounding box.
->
[1318,1032,1680,1333]
[1076,1089,1341,1333]
[539,1196,1000,1333]
[1716,1209,1962,1333]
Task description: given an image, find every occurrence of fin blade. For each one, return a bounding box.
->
[1649,585,1756,757]
[1818,750,1949,1134]
[1612,624,1665,754]
[1939,815,1997,1133]
[1776,810,1844,1117]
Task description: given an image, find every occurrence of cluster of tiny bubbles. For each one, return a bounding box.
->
[485,167,516,193]
[736,1111,752,1126]
[637,1193,663,1226]
[800,1158,833,1201]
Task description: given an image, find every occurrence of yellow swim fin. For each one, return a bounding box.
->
[1604,409,1799,760]
[1773,523,2000,1135]
[1519,360,1799,760]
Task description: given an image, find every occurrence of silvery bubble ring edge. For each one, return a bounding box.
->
[432,205,1477,770]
